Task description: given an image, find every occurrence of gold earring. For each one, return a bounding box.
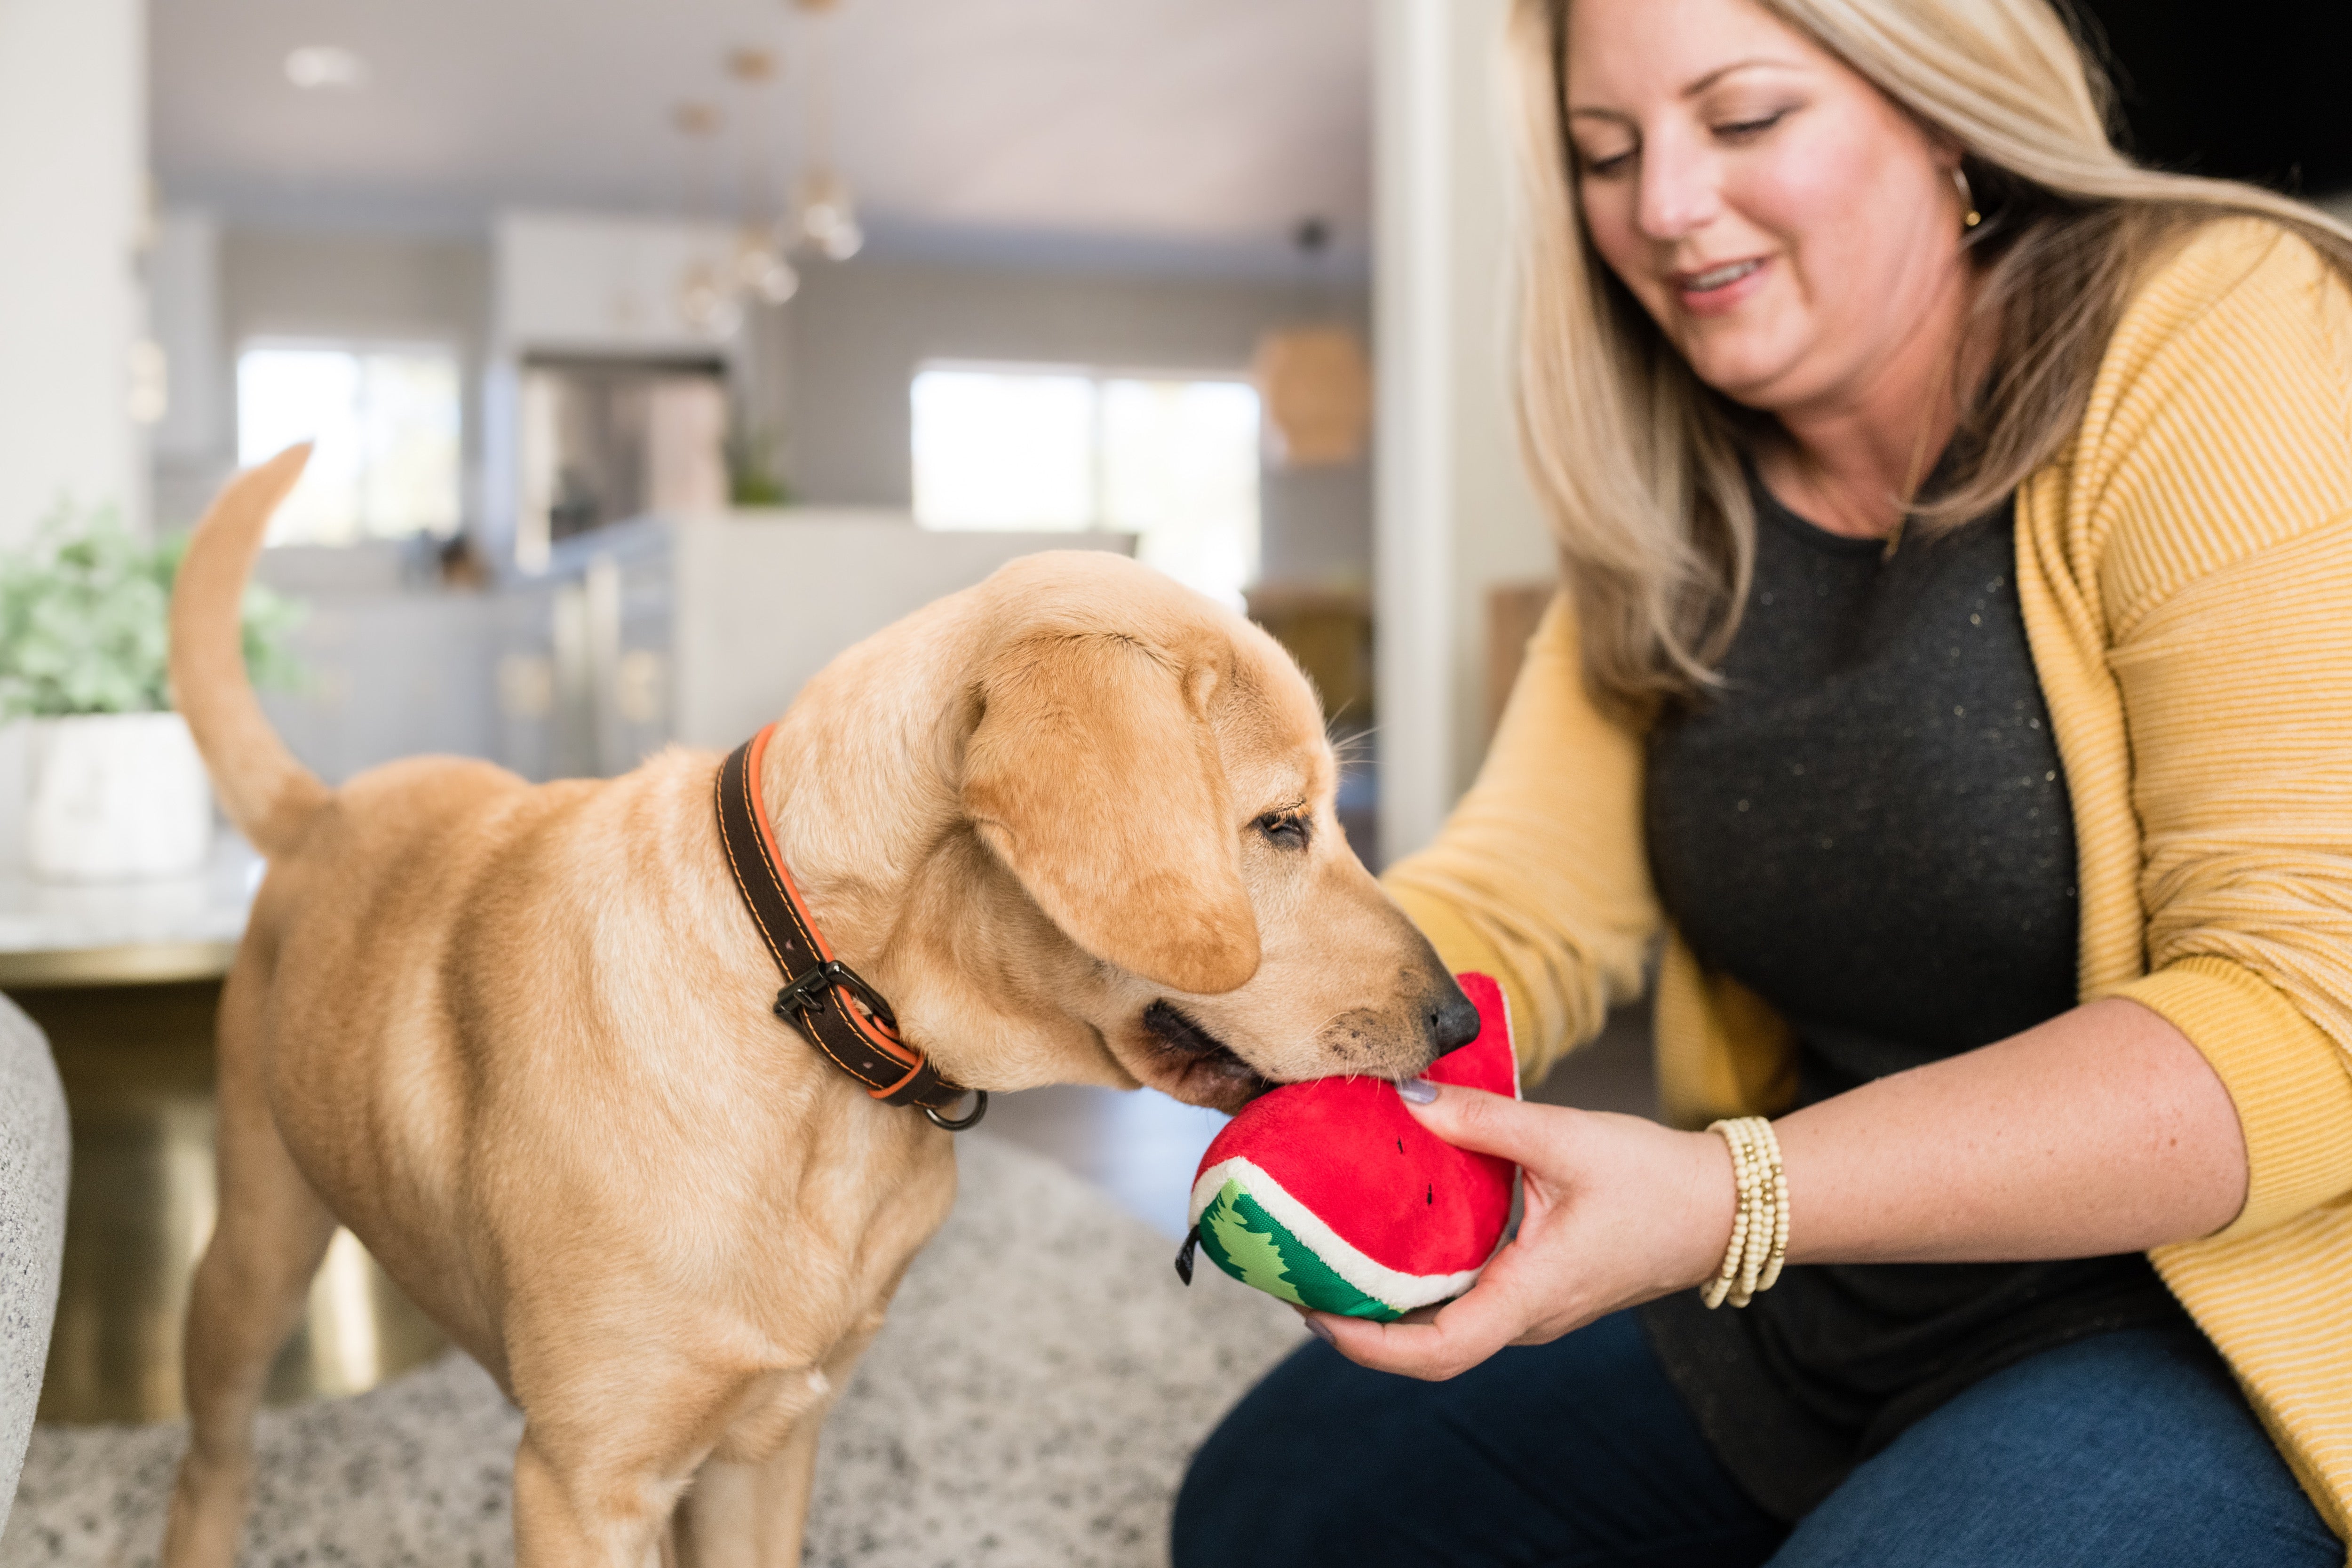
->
[1953,166,1981,231]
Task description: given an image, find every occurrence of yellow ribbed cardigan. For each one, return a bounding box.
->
[1383,218,2352,1552]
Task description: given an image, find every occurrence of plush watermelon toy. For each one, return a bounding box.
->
[1179,972,1519,1321]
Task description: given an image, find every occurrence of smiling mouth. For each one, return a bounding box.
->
[1679,258,1765,293]
[1140,1000,1274,1108]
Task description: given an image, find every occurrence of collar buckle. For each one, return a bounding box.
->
[775,958,899,1035]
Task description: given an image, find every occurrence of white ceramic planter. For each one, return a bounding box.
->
[24,712,214,882]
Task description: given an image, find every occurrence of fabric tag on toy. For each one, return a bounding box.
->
[1179,972,1519,1321]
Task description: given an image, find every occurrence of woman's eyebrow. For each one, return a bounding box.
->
[1566,56,1807,121]
[1681,57,1807,97]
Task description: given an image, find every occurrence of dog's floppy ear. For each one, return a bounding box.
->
[963,632,1260,994]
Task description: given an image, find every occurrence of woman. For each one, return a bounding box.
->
[1174,0,2352,1563]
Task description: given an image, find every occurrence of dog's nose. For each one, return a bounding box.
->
[1426,987,1482,1054]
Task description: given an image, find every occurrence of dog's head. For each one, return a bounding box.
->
[915,552,1477,1112]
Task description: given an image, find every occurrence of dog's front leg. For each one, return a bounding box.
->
[673,1322,882,1568]
[513,1424,695,1568]
[674,1419,820,1568]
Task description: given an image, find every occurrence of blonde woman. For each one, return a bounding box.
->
[1175,0,2352,1562]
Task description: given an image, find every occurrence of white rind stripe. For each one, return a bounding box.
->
[1188,1156,1489,1311]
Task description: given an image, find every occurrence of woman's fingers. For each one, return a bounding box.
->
[1398,1079,1567,1170]
[1308,1269,1543,1380]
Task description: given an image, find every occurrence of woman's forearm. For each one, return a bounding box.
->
[1314,996,2250,1379]
[1774,996,2247,1264]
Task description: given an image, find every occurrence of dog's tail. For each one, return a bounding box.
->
[168,444,332,857]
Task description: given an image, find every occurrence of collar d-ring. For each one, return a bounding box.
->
[922,1090,989,1132]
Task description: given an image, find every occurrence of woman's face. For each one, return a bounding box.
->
[1562,0,1970,418]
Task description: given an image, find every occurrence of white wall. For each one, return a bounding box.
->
[150,210,224,465]
[493,211,741,357]
[0,0,147,544]
[772,259,1375,588]
[1373,0,1555,862]
[147,208,230,535]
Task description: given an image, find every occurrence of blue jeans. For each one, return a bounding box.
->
[1172,1312,2338,1567]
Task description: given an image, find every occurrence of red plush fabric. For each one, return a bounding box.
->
[1193,973,1518,1276]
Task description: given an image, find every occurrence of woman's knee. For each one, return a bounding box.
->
[1172,1338,1413,1567]
[1175,1313,1786,1568]
[1771,1329,2338,1568]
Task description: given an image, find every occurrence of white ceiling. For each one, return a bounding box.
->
[151,0,1372,277]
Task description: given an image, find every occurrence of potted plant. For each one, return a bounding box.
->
[725,418,793,509]
[0,504,302,881]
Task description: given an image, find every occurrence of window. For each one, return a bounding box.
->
[911,363,1261,610]
[236,343,462,545]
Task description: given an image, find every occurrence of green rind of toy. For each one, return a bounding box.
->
[1195,1178,1401,1323]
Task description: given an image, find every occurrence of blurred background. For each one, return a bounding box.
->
[4,0,1402,870]
[0,0,2348,1431]
[0,0,2346,860]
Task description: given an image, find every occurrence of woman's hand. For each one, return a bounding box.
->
[1310,1083,1736,1380]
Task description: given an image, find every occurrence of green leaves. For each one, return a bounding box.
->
[0,503,305,719]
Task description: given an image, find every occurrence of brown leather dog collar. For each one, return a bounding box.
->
[715,724,985,1130]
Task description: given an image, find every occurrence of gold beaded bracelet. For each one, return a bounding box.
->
[1700,1116,1788,1309]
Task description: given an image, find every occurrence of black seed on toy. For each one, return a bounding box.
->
[1426,1183,1434,1206]
[1396,1139,1405,1154]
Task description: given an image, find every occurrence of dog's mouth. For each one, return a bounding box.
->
[1139,1000,1275,1112]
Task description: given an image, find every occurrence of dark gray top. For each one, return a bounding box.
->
[1635,475,2185,1520]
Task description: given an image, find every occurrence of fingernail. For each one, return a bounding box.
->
[1397,1076,1438,1105]
[1305,1316,1336,1345]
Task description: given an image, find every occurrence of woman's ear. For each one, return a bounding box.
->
[962,632,1261,995]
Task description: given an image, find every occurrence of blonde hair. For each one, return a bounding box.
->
[1507,0,2352,712]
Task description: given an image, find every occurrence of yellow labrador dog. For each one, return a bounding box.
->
[161,448,1477,1568]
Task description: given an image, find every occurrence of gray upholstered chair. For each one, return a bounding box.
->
[0,994,67,1533]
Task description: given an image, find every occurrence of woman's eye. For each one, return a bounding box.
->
[1579,147,1636,179]
[1715,111,1788,142]
[1256,812,1310,849]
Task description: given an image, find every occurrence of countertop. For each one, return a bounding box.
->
[0,835,259,987]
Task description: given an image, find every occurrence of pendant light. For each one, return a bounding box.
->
[1255,219,1372,468]
[727,46,801,305]
[791,0,863,261]
[674,1,862,338]
[672,101,744,340]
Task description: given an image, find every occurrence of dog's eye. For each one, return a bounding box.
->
[1255,811,1310,850]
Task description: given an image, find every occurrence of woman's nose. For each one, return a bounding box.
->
[1636,128,1721,241]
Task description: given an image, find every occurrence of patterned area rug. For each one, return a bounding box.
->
[2,1134,1304,1567]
